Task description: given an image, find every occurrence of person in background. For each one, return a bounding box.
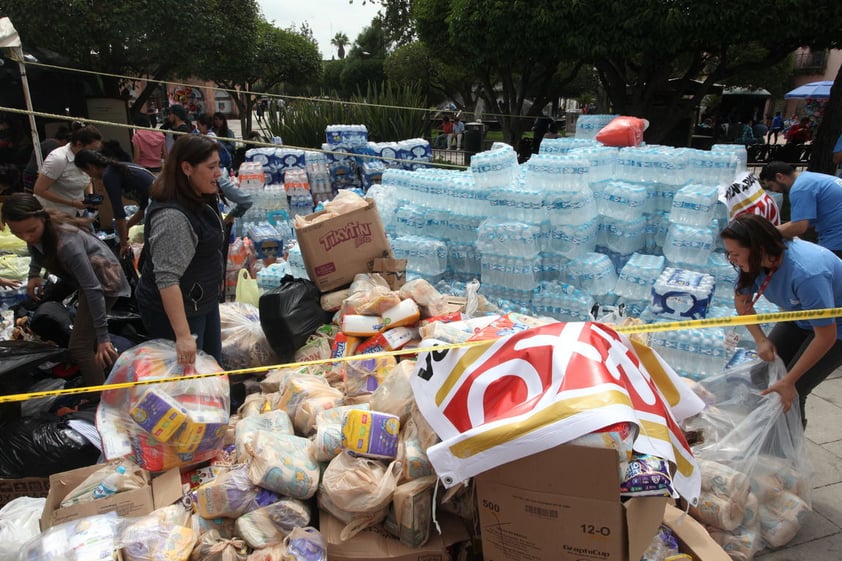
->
[131,114,166,173]
[436,115,453,149]
[752,119,768,143]
[33,124,102,217]
[720,213,842,427]
[758,161,842,259]
[784,117,811,144]
[544,121,562,140]
[163,104,191,154]
[195,113,232,170]
[832,131,842,178]
[451,115,465,150]
[531,117,553,154]
[74,150,154,257]
[1,193,129,386]
[767,111,784,144]
[739,119,758,146]
[212,112,236,156]
[22,125,70,191]
[135,135,225,365]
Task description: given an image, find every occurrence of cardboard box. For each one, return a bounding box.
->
[475,444,667,561]
[321,510,469,561]
[295,198,392,292]
[663,503,732,561]
[0,476,50,507]
[40,463,183,530]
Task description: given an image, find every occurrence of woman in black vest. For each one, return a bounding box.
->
[136,135,224,365]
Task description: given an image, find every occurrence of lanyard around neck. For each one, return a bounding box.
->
[748,268,776,310]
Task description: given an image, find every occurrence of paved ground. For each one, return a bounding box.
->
[756,367,842,559]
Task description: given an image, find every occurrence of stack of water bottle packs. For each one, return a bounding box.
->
[359,120,778,382]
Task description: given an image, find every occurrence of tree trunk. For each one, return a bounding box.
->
[808,66,842,175]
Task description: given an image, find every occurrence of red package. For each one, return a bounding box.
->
[596,116,649,147]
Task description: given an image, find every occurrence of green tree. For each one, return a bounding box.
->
[331,32,350,60]
[366,0,842,150]
[199,19,322,136]
[415,0,583,145]
[338,20,389,98]
[0,0,247,118]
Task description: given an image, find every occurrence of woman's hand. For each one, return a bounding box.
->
[755,338,777,361]
[176,334,197,365]
[761,378,797,412]
[95,341,119,370]
[0,277,21,289]
[26,277,42,300]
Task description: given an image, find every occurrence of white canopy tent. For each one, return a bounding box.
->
[0,17,42,167]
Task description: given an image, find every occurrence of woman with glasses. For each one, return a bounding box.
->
[720,213,842,426]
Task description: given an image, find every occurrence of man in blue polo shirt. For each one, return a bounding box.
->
[759,161,842,258]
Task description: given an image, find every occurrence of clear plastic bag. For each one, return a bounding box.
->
[96,339,230,471]
[686,356,810,558]
[220,302,279,370]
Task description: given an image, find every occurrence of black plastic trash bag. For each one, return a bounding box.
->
[0,414,100,478]
[259,275,332,363]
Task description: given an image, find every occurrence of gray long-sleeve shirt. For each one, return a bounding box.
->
[146,208,198,289]
[28,224,130,342]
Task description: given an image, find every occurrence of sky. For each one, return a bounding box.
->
[257,0,383,60]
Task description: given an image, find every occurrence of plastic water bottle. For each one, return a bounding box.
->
[92,465,127,499]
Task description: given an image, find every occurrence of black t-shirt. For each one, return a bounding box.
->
[102,163,154,219]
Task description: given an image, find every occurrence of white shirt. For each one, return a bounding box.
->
[36,144,90,216]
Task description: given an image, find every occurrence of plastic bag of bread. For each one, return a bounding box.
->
[320,451,401,513]
[189,530,248,561]
[294,394,345,435]
[120,504,197,561]
[398,278,447,317]
[237,391,281,418]
[235,498,311,549]
[245,432,319,499]
[195,465,259,519]
[317,485,389,541]
[235,410,294,462]
[368,360,416,424]
[277,374,341,422]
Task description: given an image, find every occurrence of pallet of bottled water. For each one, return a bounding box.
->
[615,253,665,302]
[575,114,617,140]
[391,235,448,283]
[532,281,594,322]
[650,267,715,320]
[325,124,368,147]
[649,327,729,380]
[256,261,291,291]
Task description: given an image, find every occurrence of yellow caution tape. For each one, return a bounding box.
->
[1,307,840,405]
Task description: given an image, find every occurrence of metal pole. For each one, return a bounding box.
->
[18,60,42,168]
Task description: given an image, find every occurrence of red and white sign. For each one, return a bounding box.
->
[411,321,704,504]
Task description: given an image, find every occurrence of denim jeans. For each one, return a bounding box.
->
[141,304,222,365]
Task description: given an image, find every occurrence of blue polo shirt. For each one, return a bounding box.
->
[789,171,842,251]
[755,239,842,338]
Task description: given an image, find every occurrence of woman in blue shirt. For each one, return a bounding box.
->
[720,213,842,426]
[75,150,153,256]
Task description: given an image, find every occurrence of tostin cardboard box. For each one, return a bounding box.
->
[295,198,392,292]
[40,463,183,530]
[475,444,668,561]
